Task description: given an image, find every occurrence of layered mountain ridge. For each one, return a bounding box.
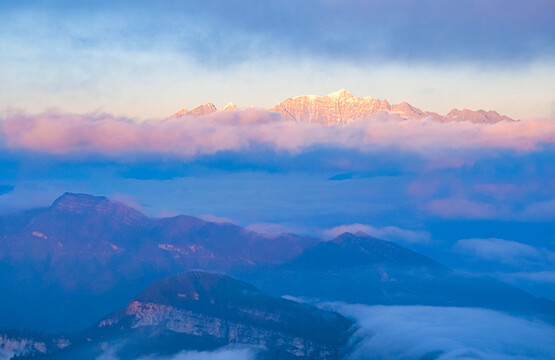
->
[171,89,515,125]
[1,193,554,335]
[0,193,318,332]
[19,272,355,360]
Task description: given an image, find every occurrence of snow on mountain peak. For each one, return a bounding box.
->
[171,90,515,125]
[222,102,238,111]
[327,89,352,99]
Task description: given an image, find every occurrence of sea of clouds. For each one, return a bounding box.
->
[324,303,555,360]
[95,303,555,360]
[2,110,555,158]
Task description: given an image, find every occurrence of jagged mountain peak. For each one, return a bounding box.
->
[222,102,238,111]
[49,192,148,226]
[171,102,218,117]
[326,88,353,99]
[443,108,514,123]
[171,90,515,124]
[268,90,392,125]
[285,231,443,271]
[173,107,188,116]
[190,102,217,115]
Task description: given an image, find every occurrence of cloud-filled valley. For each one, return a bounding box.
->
[78,303,555,360]
[323,304,555,360]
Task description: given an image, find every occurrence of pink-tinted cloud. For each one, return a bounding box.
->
[426,197,497,219]
[474,183,520,200]
[407,178,443,197]
[474,181,544,201]
[2,109,555,158]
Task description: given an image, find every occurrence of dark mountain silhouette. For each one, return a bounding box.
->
[237,232,555,321]
[285,231,444,270]
[26,272,355,360]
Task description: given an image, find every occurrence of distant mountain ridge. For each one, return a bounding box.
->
[1,192,314,266]
[171,89,515,124]
[238,232,555,322]
[285,231,444,271]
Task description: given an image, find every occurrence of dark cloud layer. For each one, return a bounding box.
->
[2,0,554,65]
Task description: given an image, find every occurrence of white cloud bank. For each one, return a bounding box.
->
[324,223,431,244]
[146,347,257,360]
[323,303,555,360]
[97,346,257,360]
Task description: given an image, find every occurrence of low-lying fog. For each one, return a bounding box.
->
[100,303,555,360]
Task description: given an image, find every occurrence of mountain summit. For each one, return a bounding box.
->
[269,90,514,124]
[285,231,443,270]
[0,193,318,332]
[171,90,515,124]
[38,271,355,360]
[268,89,394,125]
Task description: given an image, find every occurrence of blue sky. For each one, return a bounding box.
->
[1,0,554,119]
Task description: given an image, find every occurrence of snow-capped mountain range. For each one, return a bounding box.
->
[171,89,515,125]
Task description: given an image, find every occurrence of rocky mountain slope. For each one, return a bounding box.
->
[0,329,69,359]
[29,272,355,360]
[269,89,425,125]
[171,89,515,124]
